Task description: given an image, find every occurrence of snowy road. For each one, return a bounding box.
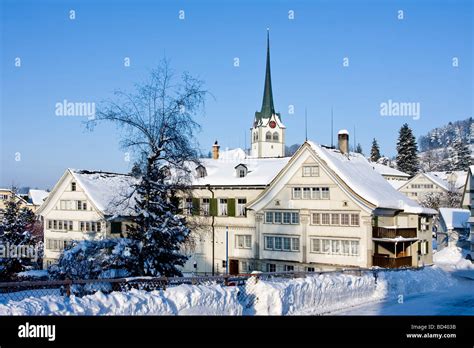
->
[333,271,474,316]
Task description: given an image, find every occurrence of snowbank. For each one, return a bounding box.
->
[0,267,459,316]
[433,246,473,270]
[0,284,242,316]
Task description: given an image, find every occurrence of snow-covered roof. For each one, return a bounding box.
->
[439,208,470,230]
[70,169,139,216]
[429,171,467,189]
[423,173,450,191]
[387,180,407,190]
[370,162,410,178]
[28,189,49,206]
[307,142,436,215]
[190,156,291,186]
[218,148,247,161]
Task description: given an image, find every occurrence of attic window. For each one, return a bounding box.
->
[71,182,76,191]
[196,165,207,178]
[235,164,248,178]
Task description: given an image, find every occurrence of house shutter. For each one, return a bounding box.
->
[227,198,236,217]
[210,198,218,216]
[192,198,200,216]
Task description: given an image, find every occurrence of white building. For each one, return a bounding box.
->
[37,170,137,267]
[461,166,474,260]
[436,208,470,250]
[370,162,410,189]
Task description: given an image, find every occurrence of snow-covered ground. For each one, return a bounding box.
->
[0,247,471,315]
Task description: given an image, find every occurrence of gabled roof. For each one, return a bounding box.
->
[37,169,138,217]
[70,170,139,216]
[28,189,49,206]
[423,173,450,191]
[429,171,467,189]
[306,142,434,215]
[439,208,470,230]
[370,162,410,178]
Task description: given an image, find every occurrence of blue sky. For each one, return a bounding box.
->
[1,0,472,188]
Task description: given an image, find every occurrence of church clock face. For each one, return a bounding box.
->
[269,120,276,129]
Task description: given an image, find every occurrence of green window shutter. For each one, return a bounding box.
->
[192,198,200,216]
[227,198,236,217]
[210,198,218,216]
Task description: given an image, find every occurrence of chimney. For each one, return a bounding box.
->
[212,140,220,160]
[338,129,349,154]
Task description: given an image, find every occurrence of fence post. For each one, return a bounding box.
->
[224,275,229,286]
[65,279,71,297]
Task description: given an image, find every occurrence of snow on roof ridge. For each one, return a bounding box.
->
[306,141,435,215]
[423,172,449,190]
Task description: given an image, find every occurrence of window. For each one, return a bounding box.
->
[239,169,246,177]
[283,212,291,224]
[321,213,330,225]
[202,198,210,216]
[264,236,300,252]
[273,132,279,141]
[274,237,282,250]
[350,214,360,226]
[185,198,193,215]
[196,166,207,178]
[311,187,320,199]
[284,265,294,272]
[236,235,252,249]
[82,202,87,210]
[46,239,67,251]
[241,261,251,273]
[306,267,315,272]
[341,214,350,226]
[237,198,247,216]
[265,211,273,223]
[312,213,320,225]
[303,166,319,177]
[266,263,276,272]
[48,220,52,229]
[321,187,330,199]
[331,214,339,225]
[291,212,299,224]
[80,222,85,231]
[311,238,359,256]
[111,222,122,234]
[219,198,228,216]
[293,187,302,199]
[303,187,311,199]
[265,236,274,250]
[266,131,272,141]
[71,182,76,191]
[274,212,282,224]
[53,220,57,229]
[77,200,87,210]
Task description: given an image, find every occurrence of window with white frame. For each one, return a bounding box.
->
[350,214,360,226]
[293,187,302,199]
[311,238,359,256]
[265,211,299,225]
[284,265,294,271]
[302,187,311,199]
[312,213,320,225]
[236,235,252,249]
[341,213,349,226]
[331,213,339,225]
[46,239,68,251]
[185,198,193,215]
[302,165,319,177]
[219,198,228,216]
[321,213,330,225]
[237,198,247,216]
[264,235,300,252]
[241,261,251,273]
[77,200,87,210]
[312,212,360,227]
[321,187,330,199]
[293,186,330,200]
[71,182,76,191]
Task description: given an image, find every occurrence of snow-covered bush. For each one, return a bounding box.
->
[49,239,141,281]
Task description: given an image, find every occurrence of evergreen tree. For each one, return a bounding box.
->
[450,134,471,171]
[0,193,36,280]
[396,123,419,176]
[370,138,381,162]
[355,143,363,155]
[127,157,190,277]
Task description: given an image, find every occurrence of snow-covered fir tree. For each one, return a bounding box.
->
[0,193,37,280]
[370,138,381,162]
[419,192,442,210]
[355,143,363,155]
[396,123,419,176]
[449,132,471,171]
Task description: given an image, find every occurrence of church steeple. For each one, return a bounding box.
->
[255,29,279,123]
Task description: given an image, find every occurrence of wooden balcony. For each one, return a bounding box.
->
[372,226,417,239]
[372,255,412,268]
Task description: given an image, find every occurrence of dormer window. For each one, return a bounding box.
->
[235,164,248,178]
[196,165,207,178]
[71,182,76,191]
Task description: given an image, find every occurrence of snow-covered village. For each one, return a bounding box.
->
[0,0,473,346]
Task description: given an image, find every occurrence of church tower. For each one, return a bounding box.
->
[250,29,286,158]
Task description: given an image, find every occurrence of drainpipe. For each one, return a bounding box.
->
[206,184,215,276]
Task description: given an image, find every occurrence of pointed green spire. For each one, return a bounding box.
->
[255,29,279,124]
